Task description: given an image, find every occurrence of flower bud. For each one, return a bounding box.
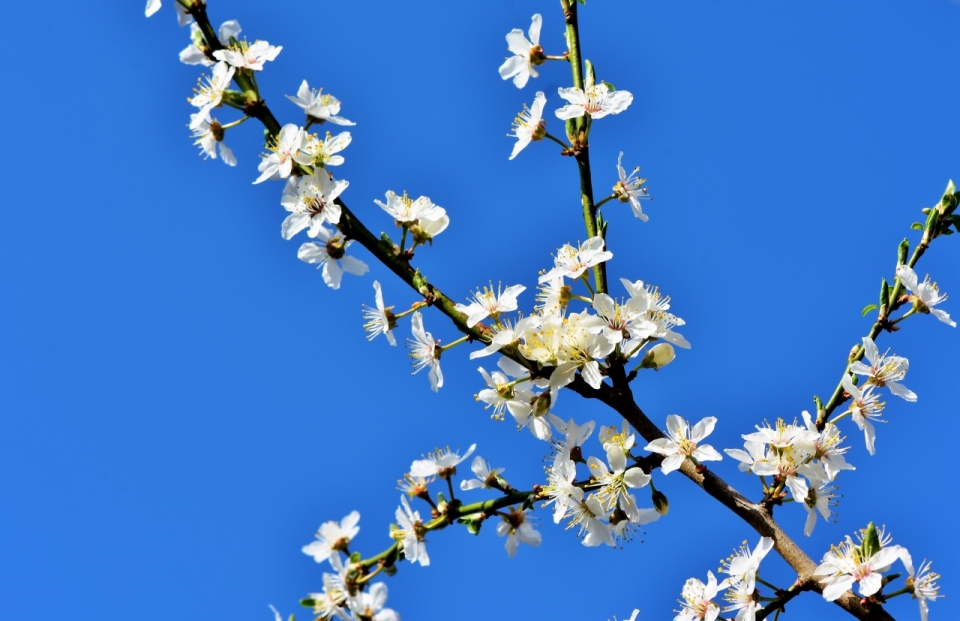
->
[640,343,675,370]
[652,489,669,515]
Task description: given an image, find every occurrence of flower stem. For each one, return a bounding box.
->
[439,335,470,352]
[543,131,572,150]
[594,194,617,210]
[219,116,251,130]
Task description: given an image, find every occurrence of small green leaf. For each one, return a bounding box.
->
[897,239,909,265]
[577,0,587,5]
[300,599,316,609]
[911,222,924,230]
[880,278,890,308]
[457,515,484,536]
[601,80,616,91]
[349,551,361,563]
[861,304,879,317]
[942,228,954,235]
[862,522,881,558]
[522,494,535,511]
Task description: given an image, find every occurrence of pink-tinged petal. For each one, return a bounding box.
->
[661,453,685,474]
[821,575,856,602]
[858,572,882,597]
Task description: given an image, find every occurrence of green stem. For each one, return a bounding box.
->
[756,576,782,592]
[439,335,470,352]
[594,194,617,210]
[399,227,408,255]
[543,132,572,150]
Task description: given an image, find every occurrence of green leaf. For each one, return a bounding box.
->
[601,80,616,91]
[880,278,890,309]
[897,239,909,265]
[522,494,535,511]
[861,304,878,317]
[577,0,587,5]
[300,599,316,609]
[910,222,924,230]
[349,551,361,563]
[457,515,483,536]
[862,522,881,558]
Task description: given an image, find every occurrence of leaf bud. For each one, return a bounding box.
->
[652,489,669,515]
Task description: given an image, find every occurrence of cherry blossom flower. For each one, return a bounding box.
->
[614,152,651,221]
[675,571,730,621]
[569,495,615,547]
[498,14,545,88]
[842,374,884,455]
[722,537,773,586]
[301,511,360,563]
[393,496,429,566]
[814,536,902,601]
[344,582,400,621]
[188,61,235,128]
[496,507,541,557]
[297,226,369,290]
[286,81,356,126]
[899,548,941,621]
[213,40,282,71]
[849,336,916,401]
[302,131,352,168]
[407,312,442,392]
[800,411,855,481]
[803,483,839,537]
[456,283,526,328]
[410,444,476,479]
[469,316,536,359]
[723,440,771,474]
[539,236,613,284]
[306,553,349,619]
[374,191,445,225]
[645,415,723,474]
[896,264,955,327]
[476,357,534,423]
[189,114,236,166]
[180,20,240,66]
[543,457,583,524]
[280,169,348,239]
[509,92,547,159]
[254,124,310,184]
[722,578,761,621]
[587,443,654,524]
[459,455,505,491]
[555,83,633,120]
[551,417,596,463]
[362,281,397,346]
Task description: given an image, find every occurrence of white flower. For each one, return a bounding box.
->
[393,496,429,566]
[374,191,444,224]
[899,549,941,621]
[189,114,236,166]
[536,276,571,315]
[722,578,760,621]
[476,357,535,424]
[849,336,916,401]
[722,537,773,586]
[498,14,544,89]
[254,124,310,184]
[496,507,541,557]
[645,415,723,474]
[614,153,651,221]
[286,80,356,126]
[543,457,583,524]
[344,582,400,621]
[188,61,235,128]
[802,483,838,537]
[569,495,615,547]
[590,292,649,345]
[800,411,855,481]
[456,283,526,328]
[587,443,655,524]
[307,553,349,619]
[302,131,352,168]
[410,444,476,478]
[180,21,241,66]
[145,0,192,26]
[460,455,505,491]
[407,312,442,392]
[539,236,613,284]
[280,169,348,239]
[724,440,771,474]
[556,83,633,120]
[897,264,955,327]
[675,571,730,621]
[814,537,902,601]
[842,375,885,455]
[212,40,282,71]
[509,92,547,159]
[302,511,360,563]
[362,281,397,346]
[297,226,369,290]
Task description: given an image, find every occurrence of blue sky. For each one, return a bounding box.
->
[2,1,959,620]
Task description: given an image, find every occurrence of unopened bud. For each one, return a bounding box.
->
[652,489,669,515]
[640,343,675,370]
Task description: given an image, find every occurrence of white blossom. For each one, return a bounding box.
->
[849,336,916,401]
[297,226,369,290]
[543,457,582,524]
[286,81,356,126]
[188,61,235,128]
[362,281,397,346]
[145,0,192,26]
[280,169,348,239]
[460,455,505,491]
[496,507,541,557]
[302,131,352,168]
[675,571,730,621]
[722,537,773,586]
[539,236,613,284]
[498,14,544,89]
[814,536,902,601]
[254,124,310,184]
[842,375,885,455]
[410,444,476,478]
[645,415,723,474]
[213,40,282,71]
[180,20,240,66]
[407,312,442,392]
[189,114,236,166]
[897,264,955,327]
[555,83,633,120]
[614,152,651,222]
[476,357,535,425]
[509,92,547,159]
[375,191,445,225]
[393,496,429,566]
[899,549,941,621]
[456,284,526,328]
[301,511,360,564]
[802,483,838,537]
[344,582,400,621]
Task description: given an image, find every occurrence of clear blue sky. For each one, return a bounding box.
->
[2,2,959,620]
